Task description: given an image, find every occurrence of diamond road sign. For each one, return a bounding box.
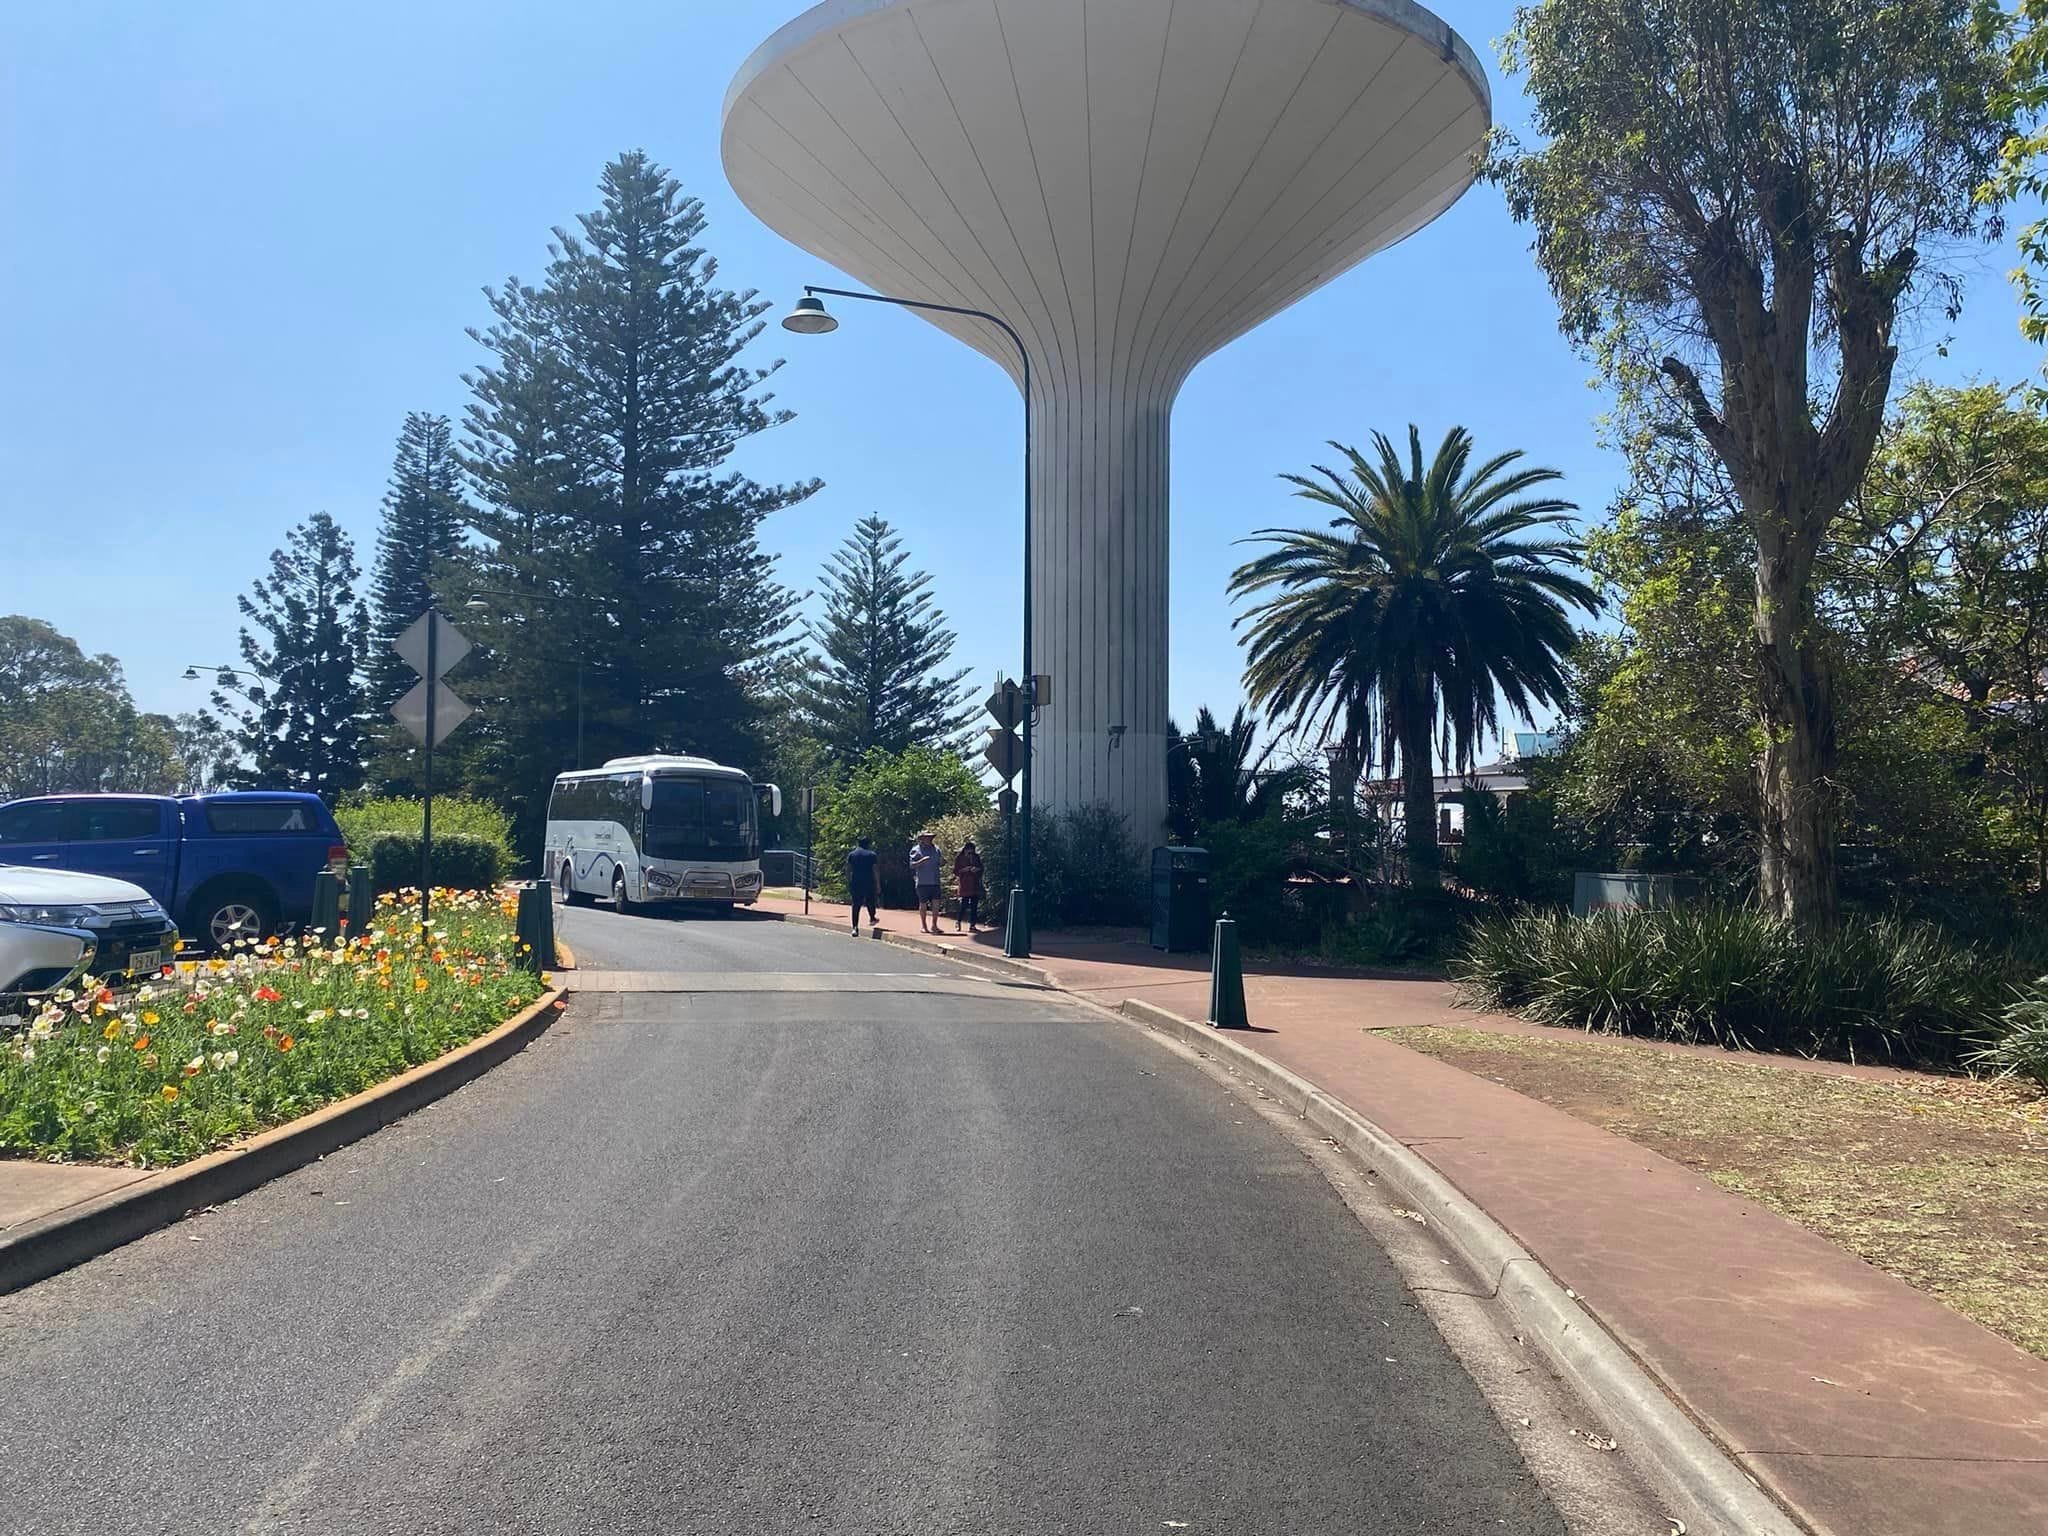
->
[984,680,1026,732]
[391,679,473,748]
[983,726,1022,782]
[392,610,471,679]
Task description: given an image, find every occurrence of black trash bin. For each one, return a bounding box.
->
[1151,846,1211,952]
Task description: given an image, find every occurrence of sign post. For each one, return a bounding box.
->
[983,680,1027,948]
[391,610,475,933]
[800,785,817,915]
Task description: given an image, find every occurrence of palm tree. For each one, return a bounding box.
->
[1230,425,1597,887]
[1165,705,1309,842]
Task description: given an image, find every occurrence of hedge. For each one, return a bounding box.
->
[356,832,505,894]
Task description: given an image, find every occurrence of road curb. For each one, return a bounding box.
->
[1115,997,1804,1536]
[0,985,567,1296]
[764,908,1055,987]
[554,938,576,971]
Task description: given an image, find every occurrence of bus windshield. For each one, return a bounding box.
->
[644,776,754,861]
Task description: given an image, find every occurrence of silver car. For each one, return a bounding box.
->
[0,864,180,1007]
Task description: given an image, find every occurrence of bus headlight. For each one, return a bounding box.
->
[646,870,677,890]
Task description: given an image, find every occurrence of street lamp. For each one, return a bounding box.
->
[182,664,255,705]
[780,283,1038,958]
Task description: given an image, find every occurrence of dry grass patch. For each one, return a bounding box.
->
[1384,1025,2048,1359]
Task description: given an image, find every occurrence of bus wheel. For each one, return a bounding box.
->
[560,863,592,908]
[611,870,630,914]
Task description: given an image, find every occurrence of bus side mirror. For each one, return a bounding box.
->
[762,783,782,819]
[641,776,655,811]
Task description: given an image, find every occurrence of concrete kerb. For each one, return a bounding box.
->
[1115,998,1805,1536]
[765,908,1055,987]
[0,984,567,1296]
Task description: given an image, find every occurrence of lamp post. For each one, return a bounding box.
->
[782,285,1036,957]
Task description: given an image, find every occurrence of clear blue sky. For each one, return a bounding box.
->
[2,0,2039,748]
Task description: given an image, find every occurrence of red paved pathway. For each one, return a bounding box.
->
[759,895,2048,1536]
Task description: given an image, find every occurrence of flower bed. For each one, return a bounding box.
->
[0,889,547,1166]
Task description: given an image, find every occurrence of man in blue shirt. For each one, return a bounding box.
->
[846,837,880,933]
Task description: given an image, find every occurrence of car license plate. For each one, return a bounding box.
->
[126,949,162,976]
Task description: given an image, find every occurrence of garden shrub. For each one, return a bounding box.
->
[338,796,515,874]
[812,747,987,906]
[914,802,1144,928]
[1451,904,2017,1073]
[1202,810,1301,946]
[359,832,504,894]
[1974,982,2048,1085]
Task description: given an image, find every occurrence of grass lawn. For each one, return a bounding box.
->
[1385,1025,2048,1359]
[1,888,548,1167]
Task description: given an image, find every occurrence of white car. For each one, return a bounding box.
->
[0,865,180,1003]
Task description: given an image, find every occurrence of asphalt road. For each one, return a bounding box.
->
[0,906,1563,1535]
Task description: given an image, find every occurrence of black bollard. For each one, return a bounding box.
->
[514,881,555,975]
[346,865,375,938]
[309,869,343,940]
[1208,911,1249,1030]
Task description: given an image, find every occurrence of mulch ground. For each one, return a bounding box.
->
[1383,1025,2048,1359]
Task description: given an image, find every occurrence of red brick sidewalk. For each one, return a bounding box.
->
[758,895,2048,1536]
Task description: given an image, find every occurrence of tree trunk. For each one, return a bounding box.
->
[1754,553,1837,926]
[1398,704,1440,891]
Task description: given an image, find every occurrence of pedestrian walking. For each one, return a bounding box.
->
[910,829,944,933]
[953,839,984,933]
[847,837,880,934]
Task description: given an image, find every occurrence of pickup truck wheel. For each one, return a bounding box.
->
[197,890,276,950]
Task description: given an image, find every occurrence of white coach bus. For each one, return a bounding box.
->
[544,755,782,914]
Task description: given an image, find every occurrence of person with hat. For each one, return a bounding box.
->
[909,829,944,933]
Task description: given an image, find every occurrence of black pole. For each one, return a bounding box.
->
[575,660,584,770]
[420,612,436,934]
[803,284,1034,956]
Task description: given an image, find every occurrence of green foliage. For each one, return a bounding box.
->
[790,514,974,762]
[1453,906,2011,1071]
[1165,706,1308,844]
[0,616,186,799]
[448,152,815,850]
[813,746,986,906]
[356,832,505,894]
[1030,804,1147,928]
[1200,810,1298,946]
[917,801,1145,928]
[1488,0,2015,923]
[1985,1,2048,343]
[368,413,466,710]
[1452,786,1579,906]
[1832,383,2048,897]
[1547,382,2048,924]
[222,511,371,805]
[170,711,237,794]
[336,795,516,867]
[1231,425,1595,886]
[1972,982,2048,1085]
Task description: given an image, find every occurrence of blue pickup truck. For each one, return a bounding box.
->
[0,792,347,949]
